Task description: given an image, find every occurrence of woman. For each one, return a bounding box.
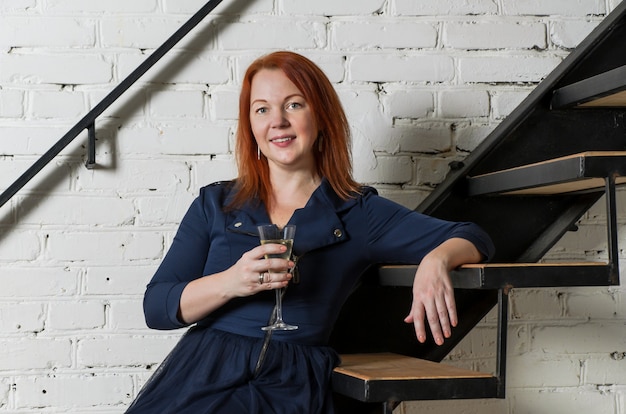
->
[126,51,494,413]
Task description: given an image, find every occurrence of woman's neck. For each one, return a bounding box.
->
[267,171,321,227]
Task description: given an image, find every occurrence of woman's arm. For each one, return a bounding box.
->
[404,237,483,345]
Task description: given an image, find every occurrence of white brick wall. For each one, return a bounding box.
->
[0,0,624,412]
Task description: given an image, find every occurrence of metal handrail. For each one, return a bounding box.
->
[0,0,225,209]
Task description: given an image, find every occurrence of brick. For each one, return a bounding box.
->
[74,159,191,192]
[101,17,187,49]
[46,231,164,264]
[455,123,496,152]
[135,194,195,225]
[395,0,498,15]
[444,21,547,50]
[16,195,136,226]
[282,0,385,15]
[440,90,490,118]
[85,266,156,296]
[307,54,346,83]
[354,155,412,184]
[121,52,231,85]
[0,0,37,12]
[0,54,112,85]
[586,356,626,385]
[148,89,205,118]
[507,354,582,387]
[333,21,437,49]
[193,156,239,185]
[48,301,105,330]
[445,325,498,360]
[543,223,608,256]
[414,156,454,186]
[0,339,71,370]
[531,323,626,354]
[0,267,78,297]
[380,89,434,119]
[0,230,41,262]
[459,55,562,83]
[563,288,618,320]
[502,0,606,16]
[77,336,180,367]
[509,388,615,414]
[211,87,240,120]
[392,122,453,153]
[351,54,455,83]
[0,303,45,333]
[0,126,81,155]
[29,90,85,119]
[14,374,133,409]
[509,289,563,320]
[492,89,532,119]
[117,123,230,155]
[45,0,157,13]
[109,300,147,330]
[218,20,325,50]
[551,20,601,49]
[0,17,96,48]
[0,89,24,118]
[147,89,205,119]
[337,88,397,154]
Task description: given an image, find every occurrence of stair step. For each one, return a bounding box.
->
[467,151,626,196]
[551,65,626,109]
[379,262,614,289]
[332,353,498,402]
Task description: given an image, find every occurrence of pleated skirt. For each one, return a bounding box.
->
[125,326,340,414]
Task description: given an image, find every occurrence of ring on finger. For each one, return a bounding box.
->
[258,272,265,285]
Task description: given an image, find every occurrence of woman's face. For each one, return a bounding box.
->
[249,68,318,172]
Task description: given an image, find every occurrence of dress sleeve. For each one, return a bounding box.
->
[363,190,495,264]
[143,189,212,330]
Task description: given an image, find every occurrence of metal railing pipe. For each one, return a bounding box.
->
[0,0,225,209]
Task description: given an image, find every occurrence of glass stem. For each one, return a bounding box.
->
[275,288,284,322]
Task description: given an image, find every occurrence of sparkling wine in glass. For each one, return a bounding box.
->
[258,224,297,331]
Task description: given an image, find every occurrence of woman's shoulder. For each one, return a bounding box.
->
[193,180,237,210]
[199,180,236,196]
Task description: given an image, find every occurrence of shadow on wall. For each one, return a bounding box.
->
[0,0,255,236]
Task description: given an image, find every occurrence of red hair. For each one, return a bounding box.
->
[230,51,360,210]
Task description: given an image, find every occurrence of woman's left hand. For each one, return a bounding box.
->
[403,238,483,346]
[404,255,456,346]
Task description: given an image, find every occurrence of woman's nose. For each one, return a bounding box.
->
[270,110,289,128]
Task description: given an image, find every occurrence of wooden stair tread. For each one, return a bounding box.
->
[334,353,492,381]
[379,262,614,289]
[551,65,626,109]
[467,151,626,196]
[332,353,500,402]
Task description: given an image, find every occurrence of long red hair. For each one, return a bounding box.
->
[230,51,360,210]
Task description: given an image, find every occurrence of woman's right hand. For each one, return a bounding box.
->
[177,243,294,324]
[227,243,294,298]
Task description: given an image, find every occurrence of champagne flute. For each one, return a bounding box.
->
[257,224,297,331]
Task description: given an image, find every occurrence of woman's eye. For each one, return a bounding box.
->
[287,102,302,110]
[255,107,267,114]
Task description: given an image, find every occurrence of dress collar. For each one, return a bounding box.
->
[226,178,357,254]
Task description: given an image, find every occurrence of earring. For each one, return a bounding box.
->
[257,146,261,160]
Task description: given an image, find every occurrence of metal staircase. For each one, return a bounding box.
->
[329,2,626,413]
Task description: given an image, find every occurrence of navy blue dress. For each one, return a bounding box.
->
[125,179,494,413]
